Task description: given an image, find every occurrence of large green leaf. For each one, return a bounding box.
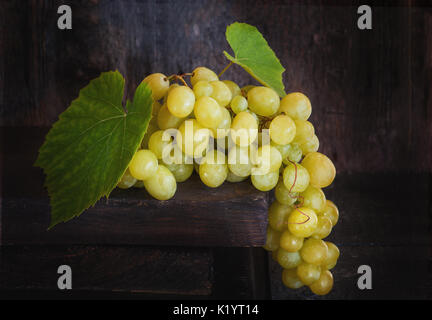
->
[35,71,153,228]
[224,22,286,97]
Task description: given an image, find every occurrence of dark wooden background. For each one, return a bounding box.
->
[1,0,431,299]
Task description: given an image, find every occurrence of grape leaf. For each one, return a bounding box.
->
[35,71,153,228]
[223,22,286,97]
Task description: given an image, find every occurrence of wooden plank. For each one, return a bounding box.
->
[0,246,212,296]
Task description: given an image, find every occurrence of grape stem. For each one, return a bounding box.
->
[218,62,233,78]
[167,73,193,87]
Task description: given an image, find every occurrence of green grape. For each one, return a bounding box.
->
[279,229,304,252]
[263,226,281,252]
[227,145,252,177]
[279,92,312,121]
[117,168,137,189]
[199,150,228,188]
[241,85,255,95]
[245,110,260,125]
[252,145,282,175]
[230,111,258,146]
[276,248,302,269]
[193,80,213,99]
[282,268,304,289]
[320,200,339,226]
[247,86,280,116]
[268,201,292,232]
[230,95,248,114]
[297,262,321,285]
[148,130,174,160]
[311,216,333,240]
[210,80,232,107]
[194,96,223,129]
[143,165,177,200]
[133,180,145,188]
[143,73,169,100]
[287,207,318,237]
[309,270,333,295]
[167,86,195,118]
[212,107,232,139]
[283,162,310,193]
[129,149,158,181]
[274,180,298,205]
[226,171,248,183]
[283,143,303,164]
[300,185,326,213]
[191,67,219,86]
[271,142,291,159]
[257,130,271,147]
[300,238,328,265]
[157,104,184,129]
[251,170,279,191]
[141,118,158,149]
[177,119,212,158]
[322,242,340,270]
[162,161,194,183]
[300,134,319,155]
[301,152,336,188]
[292,120,315,145]
[222,80,241,98]
[163,83,180,104]
[152,101,162,116]
[269,115,296,145]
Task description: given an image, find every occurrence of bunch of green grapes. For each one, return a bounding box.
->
[117,67,339,295]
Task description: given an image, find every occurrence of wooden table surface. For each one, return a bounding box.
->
[1,0,431,299]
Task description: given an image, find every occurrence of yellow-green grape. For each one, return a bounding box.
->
[287,207,318,237]
[191,66,219,86]
[230,95,248,114]
[300,185,326,213]
[279,92,312,121]
[320,200,339,226]
[194,96,223,129]
[251,170,279,191]
[300,238,328,265]
[227,146,252,177]
[129,149,158,181]
[193,80,213,99]
[241,85,256,95]
[210,81,232,107]
[177,119,212,158]
[143,165,177,200]
[301,152,336,188]
[292,120,315,145]
[297,262,322,285]
[252,145,282,175]
[117,169,137,189]
[133,180,145,188]
[279,230,304,252]
[282,268,304,289]
[163,83,180,104]
[152,101,162,116]
[277,248,302,269]
[141,118,158,149]
[268,201,292,232]
[167,86,195,118]
[213,107,232,139]
[283,162,310,193]
[322,242,340,270]
[247,86,280,116]
[271,142,291,159]
[271,250,278,261]
[199,150,228,188]
[300,134,319,155]
[222,80,241,98]
[226,171,248,183]
[275,180,298,206]
[263,226,281,252]
[257,130,271,147]
[312,216,333,240]
[148,130,173,160]
[143,73,169,100]
[269,115,296,145]
[309,270,333,295]
[246,109,260,125]
[230,111,258,146]
[283,143,303,164]
[157,104,184,129]
[162,161,194,183]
